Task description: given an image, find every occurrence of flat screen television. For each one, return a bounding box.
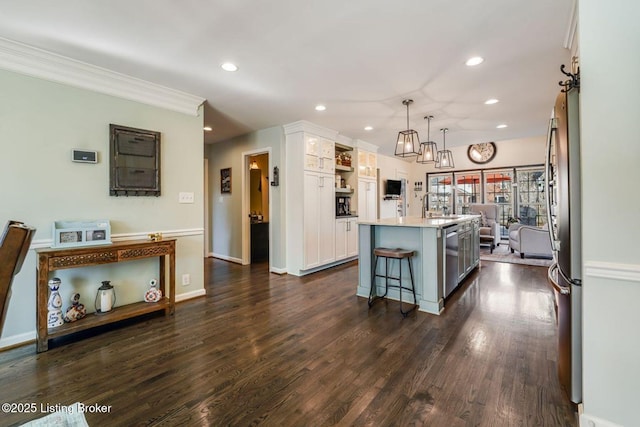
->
[385,179,402,195]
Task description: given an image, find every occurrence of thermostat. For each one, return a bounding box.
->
[71,149,98,163]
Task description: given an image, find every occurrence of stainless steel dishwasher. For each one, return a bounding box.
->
[444,224,459,298]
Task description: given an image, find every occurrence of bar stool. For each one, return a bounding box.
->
[368,247,417,317]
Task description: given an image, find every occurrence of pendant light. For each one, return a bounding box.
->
[395,99,420,157]
[435,128,455,169]
[416,115,437,163]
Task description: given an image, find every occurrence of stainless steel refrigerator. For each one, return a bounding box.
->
[545,75,582,405]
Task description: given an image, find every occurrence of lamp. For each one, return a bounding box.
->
[395,99,420,157]
[249,160,259,170]
[435,128,455,169]
[416,115,437,163]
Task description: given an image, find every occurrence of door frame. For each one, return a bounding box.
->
[241,148,272,266]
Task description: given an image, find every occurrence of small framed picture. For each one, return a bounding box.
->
[221,167,232,193]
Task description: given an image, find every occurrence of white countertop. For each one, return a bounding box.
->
[357,215,479,228]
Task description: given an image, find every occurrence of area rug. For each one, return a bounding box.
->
[480,243,553,267]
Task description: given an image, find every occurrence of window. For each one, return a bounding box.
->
[426,164,545,238]
[453,172,481,214]
[427,173,453,213]
[484,170,514,238]
[515,167,547,227]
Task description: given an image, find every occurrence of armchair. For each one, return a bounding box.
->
[469,203,501,251]
[509,223,553,259]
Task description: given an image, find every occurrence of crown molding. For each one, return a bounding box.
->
[353,139,379,153]
[0,37,205,116]
[282,120,339,140]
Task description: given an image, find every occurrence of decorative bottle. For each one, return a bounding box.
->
[47,278,64,328]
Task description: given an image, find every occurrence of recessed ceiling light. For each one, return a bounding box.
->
[315,104,326,111]
[203,126,213,132]
[484,98,499,105]
[221,62,238,72]
[465,56,484,66]
[496,124,508,129]
[364,126,373,131]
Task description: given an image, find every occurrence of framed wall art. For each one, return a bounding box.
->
[221,167,232,193]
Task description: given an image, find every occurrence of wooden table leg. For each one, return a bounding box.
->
[36,255,49,352]
[168,241,175,315]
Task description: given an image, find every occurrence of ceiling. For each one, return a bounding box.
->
[0,0,575,156]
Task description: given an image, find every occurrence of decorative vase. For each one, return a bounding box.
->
[144,279,162,303]
[47,278,64,328]
[64,293,86,323]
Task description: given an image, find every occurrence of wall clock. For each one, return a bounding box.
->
[467,142,497,164]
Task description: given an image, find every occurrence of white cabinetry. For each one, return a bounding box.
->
[358,179,377,222]
[303,171,335,268]
[285,121,338,276]
[305,134,335,173]
[357,150,377,178]
[355,148,378,221]
[335,217,358,260]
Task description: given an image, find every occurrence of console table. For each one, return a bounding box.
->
[35,239,175,352]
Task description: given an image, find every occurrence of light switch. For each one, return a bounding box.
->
[178,192,194,203]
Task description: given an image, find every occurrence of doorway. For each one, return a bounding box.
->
[243,151,270,265]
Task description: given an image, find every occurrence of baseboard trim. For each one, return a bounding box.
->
[580,413,622,427]
[584,261,640,283]
[270,267,287,275]
[210,253,243,264]
[0,331,36,351]
[289,256,357,276]
[176,289,206,303]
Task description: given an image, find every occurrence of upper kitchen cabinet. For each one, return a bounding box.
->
[357,149,377,179]
[353,139,379,221]
[304,134,334,173]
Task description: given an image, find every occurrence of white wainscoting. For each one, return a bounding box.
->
[584,261,640,283]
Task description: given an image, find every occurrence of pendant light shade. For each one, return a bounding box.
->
[435,128,455,169]
[395,99,420,157]
[416,115,438,163]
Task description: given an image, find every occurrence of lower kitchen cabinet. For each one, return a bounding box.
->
[335,217,358,260]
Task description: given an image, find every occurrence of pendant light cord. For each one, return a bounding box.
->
[406,102,410,130]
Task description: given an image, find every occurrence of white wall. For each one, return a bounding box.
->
[206,126,285,269]
[0,69,205,347]
[377,154,414,218]
[579,0,640,425]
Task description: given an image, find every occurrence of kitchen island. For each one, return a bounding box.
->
[357,215,480,315]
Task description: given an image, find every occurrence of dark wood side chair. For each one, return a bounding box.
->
[0,220,36,335]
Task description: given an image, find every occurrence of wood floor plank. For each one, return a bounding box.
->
[0,259,577,426]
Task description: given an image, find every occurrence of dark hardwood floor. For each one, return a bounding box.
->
[0,259,578,426]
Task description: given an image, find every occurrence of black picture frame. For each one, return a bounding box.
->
[221,168,232,193]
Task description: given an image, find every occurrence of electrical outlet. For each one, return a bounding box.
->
[181,273,191,286]
[178,192,194,204]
